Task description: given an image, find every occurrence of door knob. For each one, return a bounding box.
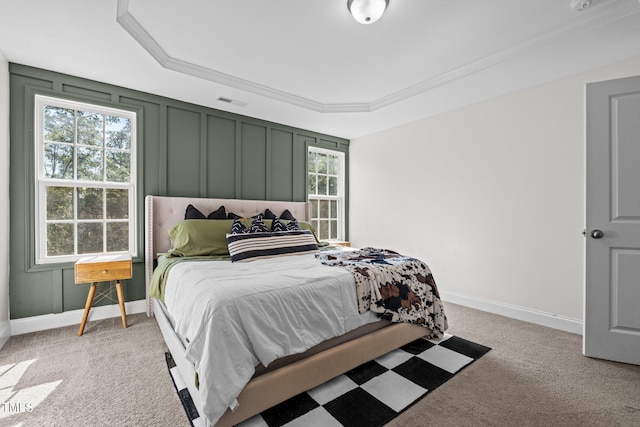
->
[590,230,604,239]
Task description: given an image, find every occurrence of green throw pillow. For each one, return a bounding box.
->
[167,219,235,257]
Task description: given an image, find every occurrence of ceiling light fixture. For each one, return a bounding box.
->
[347,0,389,25]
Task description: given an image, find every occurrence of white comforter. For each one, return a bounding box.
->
[163,253,379,426]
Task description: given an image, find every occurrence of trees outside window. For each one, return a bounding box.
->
[307,147,344,241]
[35,95,136,264]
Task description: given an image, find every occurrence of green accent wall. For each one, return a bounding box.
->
[9,64,349,320]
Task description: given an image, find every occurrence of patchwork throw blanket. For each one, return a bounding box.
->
[316,248,448,340]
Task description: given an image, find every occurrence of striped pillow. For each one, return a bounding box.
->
[226,230,318,263]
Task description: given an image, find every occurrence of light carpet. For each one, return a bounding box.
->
[1,304,639,426]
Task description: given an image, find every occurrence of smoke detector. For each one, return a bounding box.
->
[570,0,595,11]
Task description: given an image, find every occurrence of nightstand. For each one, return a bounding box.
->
[324,240,351,247]
[74,254,132,336]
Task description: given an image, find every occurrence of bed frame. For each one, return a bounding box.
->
[145,195,429,426]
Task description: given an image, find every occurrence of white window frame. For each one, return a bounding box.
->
[307,146,345,241]
[34,95,137,265]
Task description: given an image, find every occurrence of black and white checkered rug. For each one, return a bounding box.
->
[166,333,490,427]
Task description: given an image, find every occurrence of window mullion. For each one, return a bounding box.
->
[103,187,107,253]
[73,110,78,181]
[129,183,135,254]
[73,185,78,256]
[102,116,107,182]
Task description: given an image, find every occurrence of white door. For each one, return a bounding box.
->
[585,74,640,365]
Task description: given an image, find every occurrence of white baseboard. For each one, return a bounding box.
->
[9,294,583,337]
[10,299,147,336]
[440,291,583,335]
[0,321,10,348]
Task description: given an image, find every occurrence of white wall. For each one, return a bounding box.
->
[0,50,10,347]
[350,55,640,332]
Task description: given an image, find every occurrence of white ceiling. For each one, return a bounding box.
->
[1,0,639,139]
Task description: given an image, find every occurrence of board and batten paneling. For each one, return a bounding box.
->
[166,106,202,197]
[241,123,268,200]
[271,129,295,202]
[8,63,349,319]
[207,115,236,199]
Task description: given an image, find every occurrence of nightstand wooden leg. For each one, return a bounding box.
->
[115,280,127,329]
[78,283,97,336]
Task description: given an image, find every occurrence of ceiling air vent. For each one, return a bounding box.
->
[217,97,247,107]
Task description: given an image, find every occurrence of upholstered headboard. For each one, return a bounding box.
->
[144,195,311,315]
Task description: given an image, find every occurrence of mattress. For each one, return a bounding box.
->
[161,252,380,425]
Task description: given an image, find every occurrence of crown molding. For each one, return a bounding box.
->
[370,0,640,110]
[117,0,639,114]
[116,0,366,113]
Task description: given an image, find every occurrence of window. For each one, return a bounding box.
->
[34,95,136,264]
[307,147,345,241]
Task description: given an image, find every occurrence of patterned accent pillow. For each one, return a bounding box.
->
[248,215,268,233]
[271,218,288,232]
[230,218,247,234]
[226,230,318,262]
[286,218,301,231]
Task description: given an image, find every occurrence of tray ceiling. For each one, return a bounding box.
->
[1,0,639,137]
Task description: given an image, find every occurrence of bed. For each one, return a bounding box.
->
[145,195,447,426]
